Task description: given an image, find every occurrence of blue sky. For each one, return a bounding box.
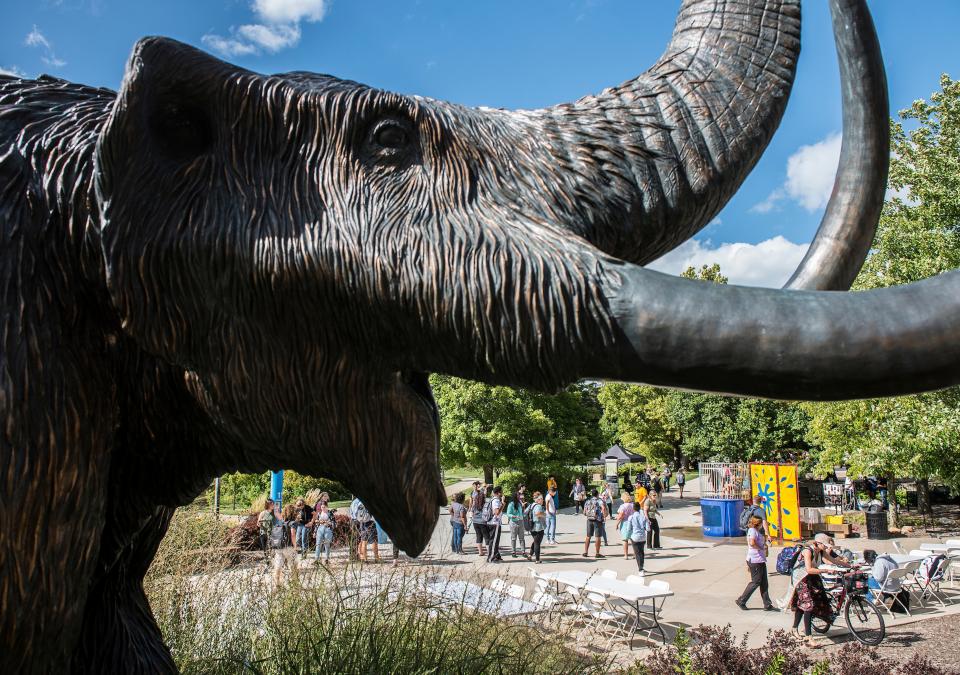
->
[4,0,959,286]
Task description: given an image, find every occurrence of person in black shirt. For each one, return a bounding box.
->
[293,498,314,557]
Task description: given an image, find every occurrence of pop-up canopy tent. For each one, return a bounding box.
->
[588,443,645,466]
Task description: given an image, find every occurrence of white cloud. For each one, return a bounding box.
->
[0,65,27,78]
[252,0,328,24]
[203,0,327,58]
[752,133,841,214]
[646,236,809,288]
[25,25,66,69]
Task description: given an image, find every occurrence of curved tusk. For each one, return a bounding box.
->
[784,0,889,291]
[602,262,960,401]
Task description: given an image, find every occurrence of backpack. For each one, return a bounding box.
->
[583,498,598,521]
[355,502,371,523]
[919,554,946,582]
[776,545,804,575]
[481,498,494,523]
[269,523,287,549]
[739,505,760,531]
[522,504,534,533]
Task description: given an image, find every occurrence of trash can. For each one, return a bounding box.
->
[865,511,889,539]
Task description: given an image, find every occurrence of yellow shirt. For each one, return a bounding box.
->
[634,486,648,506]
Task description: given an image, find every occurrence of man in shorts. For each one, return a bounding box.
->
[582,489,607,559]
[470,481,487,557]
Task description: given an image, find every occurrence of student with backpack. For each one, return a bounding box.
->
[740,495,769,542]
[582,489,608,559]
[469,481,487,558]
[506,493,530,559]
[676,470,686,499]
[528,491,547,563]
[486,486,505,562]
[735,515,775,611]
[626,505,650,572]
[786,534,848,647]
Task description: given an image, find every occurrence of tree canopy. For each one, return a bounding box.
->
[803,75,960,505]
[430,375,603,482]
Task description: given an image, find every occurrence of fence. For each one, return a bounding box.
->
[698,462,750,500]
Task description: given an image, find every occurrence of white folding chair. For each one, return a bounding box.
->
[947,550,960,588]
[600,569,618,580]
[506,583,526,600]
[625,574,647,586]
[490,578,508,593]
[915,557,950,607]
[908,549,932,557]
[945,539,960,548]
[876,568,911,616]
[604,595,638,641]
[581,591,620,638]
[531,590,559,611]
[891,540,907,554]
[901,560,925,605]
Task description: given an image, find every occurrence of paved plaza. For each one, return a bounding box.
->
[411,478,960,649]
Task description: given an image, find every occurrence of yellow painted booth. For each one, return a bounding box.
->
[750,462,800,541]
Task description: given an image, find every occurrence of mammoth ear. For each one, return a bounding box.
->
[95,37,231,202]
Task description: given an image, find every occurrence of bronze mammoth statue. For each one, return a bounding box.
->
[0,0,950,672]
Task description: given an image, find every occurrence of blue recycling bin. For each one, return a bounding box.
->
[701,497,746,537]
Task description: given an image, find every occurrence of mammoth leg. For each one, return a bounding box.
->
[70,508,177,675]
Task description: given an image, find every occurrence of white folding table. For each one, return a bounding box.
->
[534,570,673,645]
[425,579,538,617]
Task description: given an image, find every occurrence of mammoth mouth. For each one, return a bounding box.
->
[398,369,439,430]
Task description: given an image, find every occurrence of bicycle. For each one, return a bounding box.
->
[811,568,885,646]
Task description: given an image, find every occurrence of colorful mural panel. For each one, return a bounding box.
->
[750,462,800,541]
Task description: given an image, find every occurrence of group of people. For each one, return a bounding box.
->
[451,482,555,564]
[452,475,670,572]
[255,493,399,564]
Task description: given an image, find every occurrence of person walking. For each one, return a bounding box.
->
[569,478,587,515]
[582,489,607,559]
[313,502,334,563]
[506,492,530,559]
[545,486,558,544]
[354,499,380,562]
[663,467,672,493]
[735,515,775,611]
[676,469,686,499]
[486,486,505,562]
[529,491,547,563]
[627,506,650,573]
[645,491,661,550]
[743,495,770,543]
[602,483,615,520]
[449,492,468,554]
[470,481,487,558]
[616,492,635,559]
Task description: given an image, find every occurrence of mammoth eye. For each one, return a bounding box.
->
[371,120,410,150]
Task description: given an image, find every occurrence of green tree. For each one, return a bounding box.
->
[805,75,960,515]
[597,382,682,467]
[430,376,603,483]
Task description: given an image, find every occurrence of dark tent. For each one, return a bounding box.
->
[588,443,645,466]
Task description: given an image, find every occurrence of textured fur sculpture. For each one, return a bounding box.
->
[2,0,956,672]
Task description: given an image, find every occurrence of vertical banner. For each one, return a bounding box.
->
[750,462,800,541]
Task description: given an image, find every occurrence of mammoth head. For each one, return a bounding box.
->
[92,0,959,555]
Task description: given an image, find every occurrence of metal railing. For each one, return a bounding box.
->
[698,462,751,500]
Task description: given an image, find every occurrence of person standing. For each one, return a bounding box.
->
[529,491,547,563]
[627,506,650,573]
[545,486,558,544]
[506,492,529,559]
[354,499,379,562]
[736,515,775,611]
[645,491,661,550]
[602,483,615,521]
[293,498,314,557]
[257,498,276,559]
[449,492,468,554]
[616,493,635,559]
[470,481,487,558]
[570,478,586,515]
[663,467,672,493]
[313,502,334,563]
[676,469,686,499]
[546,476,557,495]
[487,486,505,562]
[582,489,607,559]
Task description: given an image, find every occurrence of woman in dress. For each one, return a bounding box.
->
[788,533,848,646]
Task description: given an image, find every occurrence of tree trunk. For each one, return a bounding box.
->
[672,444,683,471]
[916,477,933,515]
[483,465,494,485]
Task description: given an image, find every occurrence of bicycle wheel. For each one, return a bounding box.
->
[845,596,885,646]
[811,616,831,634]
